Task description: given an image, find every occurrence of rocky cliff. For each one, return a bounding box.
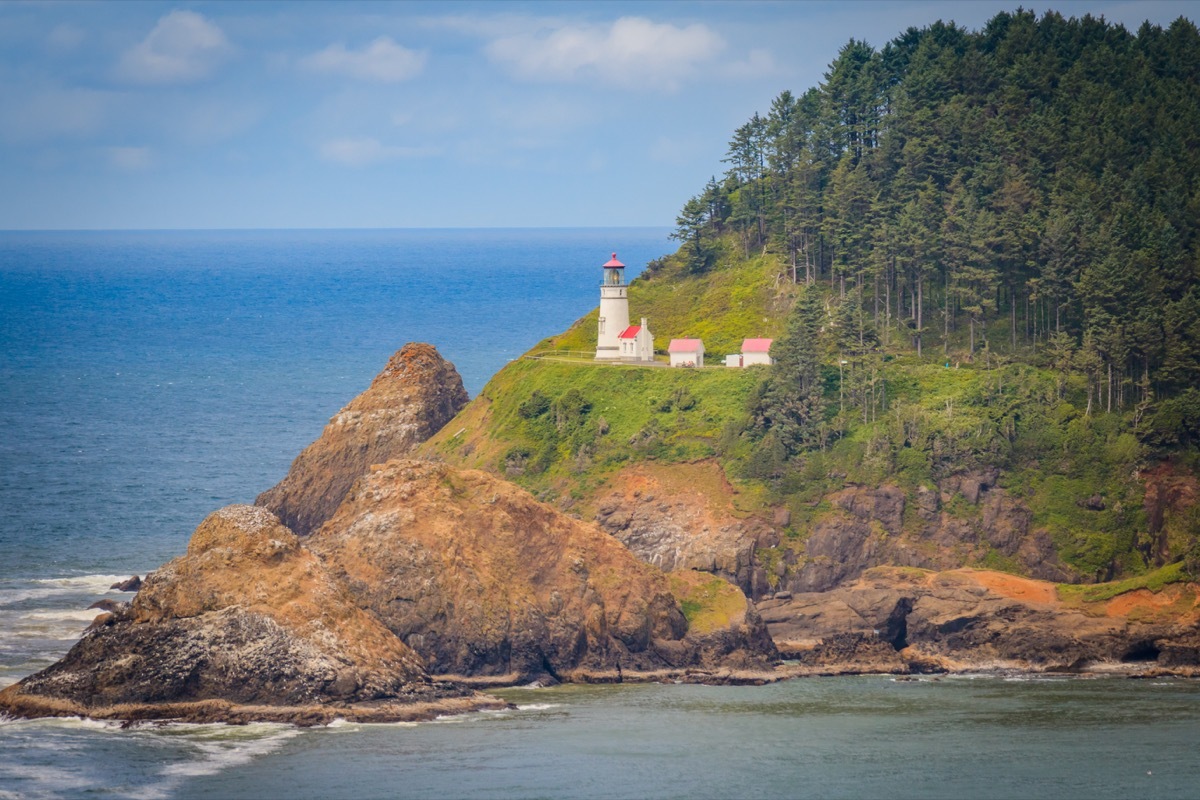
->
[760,566,1200,674]
[777,474,1076,596]
[257,343,469,536]
[0,505,504,725]
[591,462,777,598]
[308,459,777,680]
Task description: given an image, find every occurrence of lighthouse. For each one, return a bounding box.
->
[595,252,630,360]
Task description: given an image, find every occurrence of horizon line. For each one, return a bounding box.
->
[0,224,673,234]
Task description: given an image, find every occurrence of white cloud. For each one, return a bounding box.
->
[319,136,439,167]
[485,16,725,90]
[115,10,231,84]
[106,146,153,170]
[416,12,564,39]
[303,37,426,83]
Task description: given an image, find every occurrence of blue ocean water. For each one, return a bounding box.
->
[3,228,1200,799]
[0,228,668,579]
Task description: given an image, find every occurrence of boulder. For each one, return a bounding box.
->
[110,576,141,592]
[87,599,126,613]
[760,566,1200,673]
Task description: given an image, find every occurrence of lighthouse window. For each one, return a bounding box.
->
[599,317,605,334]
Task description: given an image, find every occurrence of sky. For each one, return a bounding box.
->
[1,0,1196,230]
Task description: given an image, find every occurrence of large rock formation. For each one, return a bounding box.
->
[0,505,502,725]
[760,566,1200,674]
[257,343,469,536]
[308,459,777,680]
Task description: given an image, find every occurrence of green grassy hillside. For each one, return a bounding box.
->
[424,237,1200,585]
[423,355,762,505]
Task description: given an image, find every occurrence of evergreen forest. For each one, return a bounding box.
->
[672,9,1200,449]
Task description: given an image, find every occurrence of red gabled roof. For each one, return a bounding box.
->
[742,338,773,353]
[668,338,703,352]
[617,325,641,339]
[603,252,625,269]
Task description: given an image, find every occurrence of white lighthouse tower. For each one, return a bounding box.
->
[595,252,630,360]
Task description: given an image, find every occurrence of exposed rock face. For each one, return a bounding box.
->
[593,462,778,598]
[309,459,776,679]
[257,343,469,536]
[0,505,494,724]
[761,566,1200,673]
[1142,462,1200,566]
[783,479,1074,594]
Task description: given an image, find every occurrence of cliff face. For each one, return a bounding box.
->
[780,475,1074,596]
[257,343,469,536]
[592,462,777,598]
[308,459,777,679]
[0,505,497,724]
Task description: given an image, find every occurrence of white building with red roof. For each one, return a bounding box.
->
[617,317,655,362]
[741,338,774,366]
[668,338,705,368]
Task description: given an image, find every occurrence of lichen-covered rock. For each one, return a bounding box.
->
[309,460,777,680]
[257,343,469,536]
[0,505,495,724]
[779,482,1075,594]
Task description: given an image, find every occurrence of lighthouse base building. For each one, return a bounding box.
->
[617,318,655,362]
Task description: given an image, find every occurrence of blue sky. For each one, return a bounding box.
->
[1,0,1195,230]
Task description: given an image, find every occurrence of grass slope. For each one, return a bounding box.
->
[425,236,1199,585]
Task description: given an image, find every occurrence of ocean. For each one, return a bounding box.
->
[2,228,1200,799]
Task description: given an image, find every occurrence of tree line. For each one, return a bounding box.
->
[673,9,1200,433]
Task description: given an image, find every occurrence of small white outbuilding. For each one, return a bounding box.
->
[617,317,655,362]
[668,338,705,368]
[741,338,774,366]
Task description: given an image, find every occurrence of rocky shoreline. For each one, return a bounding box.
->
[0,691,512,728]
[4,343,1199,727]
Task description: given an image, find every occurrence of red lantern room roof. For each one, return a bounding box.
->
[603,252,625,269]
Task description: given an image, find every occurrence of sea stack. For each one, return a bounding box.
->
[256,342,469,536]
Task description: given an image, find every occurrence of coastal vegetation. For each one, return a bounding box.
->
[427,9,1200,586]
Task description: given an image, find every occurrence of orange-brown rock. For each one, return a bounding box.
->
[308,459,777,679]
[0,505,498,724]
[592,462,778,598]
[760,566,1200,674]
[257,343,469,536]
